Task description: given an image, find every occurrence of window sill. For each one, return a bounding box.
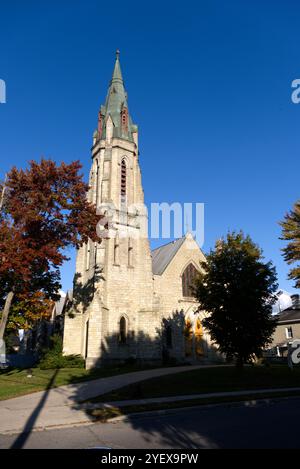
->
[179,297,198,303]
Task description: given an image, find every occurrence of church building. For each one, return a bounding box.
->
[63,52,216,368]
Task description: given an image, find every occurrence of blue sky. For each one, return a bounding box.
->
[0,0,299,294]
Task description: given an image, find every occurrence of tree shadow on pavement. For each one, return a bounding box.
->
[10,369,59,449]
[67,310,223,449]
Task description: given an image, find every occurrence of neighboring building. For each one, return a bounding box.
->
[4,300,55,368]
[269,294,300,357]
[63,51,217,368]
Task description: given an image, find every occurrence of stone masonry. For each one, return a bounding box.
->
[63,51,217,368]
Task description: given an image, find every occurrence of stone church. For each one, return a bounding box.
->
[63,52,215,368]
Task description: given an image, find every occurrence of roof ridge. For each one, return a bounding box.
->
[151,237,184,253]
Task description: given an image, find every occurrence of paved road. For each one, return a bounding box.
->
[1,397,299,449]
[0,365,209,434]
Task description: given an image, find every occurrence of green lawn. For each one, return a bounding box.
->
[0,363,157,401]
[2,364,300,404]
[89,365,300,403]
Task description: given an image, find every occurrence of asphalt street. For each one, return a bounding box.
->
[1,397,299,449]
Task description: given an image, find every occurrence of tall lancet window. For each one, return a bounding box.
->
[182,263,199,298]
[121,158,127,203]
[88,168,94,204]
[94,159,99,206]
[85,241,91,271]
[114,234,120,265]
[119,316,127,344]
[93,242,98,266]
[128,238,133,267]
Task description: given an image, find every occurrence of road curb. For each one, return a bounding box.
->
[104,393,300,423]
[0,418,98,436]
[1,389,300,436]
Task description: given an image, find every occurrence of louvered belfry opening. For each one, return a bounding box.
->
[121,159,126,201]
[121,108,128,134]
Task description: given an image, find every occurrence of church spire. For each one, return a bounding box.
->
[105,49,127,110]
[96,50,137,143]
[110,49,123,85]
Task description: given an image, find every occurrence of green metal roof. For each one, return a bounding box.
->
[100,50,137,142]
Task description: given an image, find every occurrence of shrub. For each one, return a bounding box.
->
[39,334,85,369]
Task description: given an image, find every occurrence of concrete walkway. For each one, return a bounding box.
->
[2,364,298,437]
[0,365,211,435]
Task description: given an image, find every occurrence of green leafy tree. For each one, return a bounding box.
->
[280,200,300,288]
[195,232,278,367]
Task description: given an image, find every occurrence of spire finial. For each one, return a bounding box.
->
[116,49,120,59]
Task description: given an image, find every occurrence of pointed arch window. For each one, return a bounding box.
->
[121,159,127,202]
[182,263,199,298]
[114,234,120,265]
[85,241,91,271]
[128,237,133,267]
[184,318,193,357]
[195,318,204,356]
[94,159,99,206]
[119,316,127,344]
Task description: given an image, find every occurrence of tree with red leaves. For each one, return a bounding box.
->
[0,159,101,340]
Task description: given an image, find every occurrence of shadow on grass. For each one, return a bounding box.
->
[76,365,300,448]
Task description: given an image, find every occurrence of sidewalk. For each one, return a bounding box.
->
[0,364,211,435]
[1,364,299,436]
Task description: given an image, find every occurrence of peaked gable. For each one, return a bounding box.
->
[152,235,204,276]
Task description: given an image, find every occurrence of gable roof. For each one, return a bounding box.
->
[152,237,186,275]
[276,307,300,324]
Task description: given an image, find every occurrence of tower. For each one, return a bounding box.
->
[63,51,160,368]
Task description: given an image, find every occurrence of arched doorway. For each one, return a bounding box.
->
[184,314,206,360]
[184,318,193,357]
[195,318,204,357]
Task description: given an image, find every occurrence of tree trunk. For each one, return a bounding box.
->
[0,291,14,341]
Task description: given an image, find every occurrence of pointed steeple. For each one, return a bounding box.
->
[96,50,137,143]
[105,50,128,113]
[110,49,123,85]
